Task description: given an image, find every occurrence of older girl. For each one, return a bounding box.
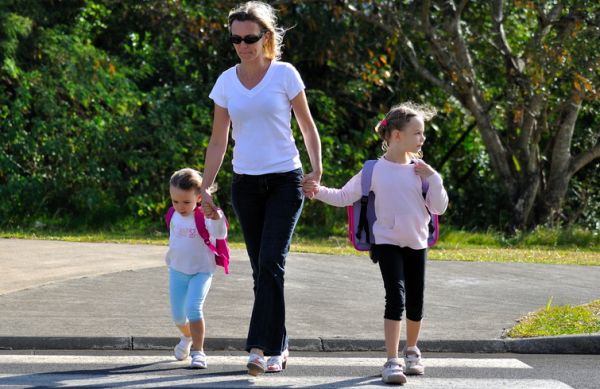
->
[304,102,448,385]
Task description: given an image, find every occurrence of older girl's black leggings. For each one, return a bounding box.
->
[371,244,426,321]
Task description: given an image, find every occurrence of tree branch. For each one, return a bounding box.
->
[491,0,524,77]
[529,3,564,57]
[549,95,582,183]
[570,143,600,176]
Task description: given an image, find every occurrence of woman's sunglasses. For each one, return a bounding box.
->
[230,31,266,45]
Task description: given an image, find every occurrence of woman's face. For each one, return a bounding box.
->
[230,20,267,62]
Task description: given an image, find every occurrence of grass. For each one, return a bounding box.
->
[2,226,600,265]
[507,299,600,338]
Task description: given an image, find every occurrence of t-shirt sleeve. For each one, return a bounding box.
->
[209,73,227,108]
[206,210,228,240]
[284,63,305,101]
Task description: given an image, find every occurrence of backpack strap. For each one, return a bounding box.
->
[421,177,429,196]
[165,207,176,232]
[193,207,219,256]
[410,159,430,197]
[414,164,439,246]
[356,160,377,243]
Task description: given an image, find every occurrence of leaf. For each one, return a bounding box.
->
[512,155,521,172]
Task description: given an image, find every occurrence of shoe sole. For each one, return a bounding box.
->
[405,367,424,375]
[190,364,207,369]
[383,374,407,385]
[247,362,265,376]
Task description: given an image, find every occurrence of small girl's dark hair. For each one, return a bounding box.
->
[170,168,216,194]
[375,102,437,144]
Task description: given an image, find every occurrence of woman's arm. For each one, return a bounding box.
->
[201,104,230,219]
[291,90,322,198]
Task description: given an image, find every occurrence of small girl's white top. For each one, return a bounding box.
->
[165,210,227,275]
[315,157,448,250]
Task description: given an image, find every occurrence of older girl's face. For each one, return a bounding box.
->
[230,20,267,62]
[389,116,426,153]
[398,116,426,153]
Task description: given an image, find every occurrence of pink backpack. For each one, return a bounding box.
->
[165,206,230,274]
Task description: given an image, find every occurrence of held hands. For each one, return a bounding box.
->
[200,189,220,220]
[302,171,321,199]
[414,160,435,178]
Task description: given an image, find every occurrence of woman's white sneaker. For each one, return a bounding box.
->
[382,358,407,385]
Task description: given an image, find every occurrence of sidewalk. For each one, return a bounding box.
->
[1,238,599,354]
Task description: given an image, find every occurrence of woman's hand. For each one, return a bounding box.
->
[302,171,321,199]
[200,189,220,220]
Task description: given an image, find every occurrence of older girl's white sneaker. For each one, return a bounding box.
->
[404,348,425,375]
[382,358,407,385]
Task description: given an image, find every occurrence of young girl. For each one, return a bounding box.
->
[166,168,227,369]
[304,102,448,385]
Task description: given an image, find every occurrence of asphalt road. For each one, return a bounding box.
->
[0,350,598,388]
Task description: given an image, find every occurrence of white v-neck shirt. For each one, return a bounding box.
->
[209,61,305,175]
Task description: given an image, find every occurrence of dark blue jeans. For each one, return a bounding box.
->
[231,168,304,356]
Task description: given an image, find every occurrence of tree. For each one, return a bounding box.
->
[341,0,600,230]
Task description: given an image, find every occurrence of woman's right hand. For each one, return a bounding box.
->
[201,190,220,220]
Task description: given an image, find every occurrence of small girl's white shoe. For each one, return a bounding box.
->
[190,350,207,369]
[173,336,193,361]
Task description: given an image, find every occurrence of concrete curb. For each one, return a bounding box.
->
[1,335,599,354]
[505,333,600,354]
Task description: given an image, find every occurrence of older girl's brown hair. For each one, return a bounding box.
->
[375,102,437,154]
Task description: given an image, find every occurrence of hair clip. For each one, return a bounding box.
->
[379,119,388,127]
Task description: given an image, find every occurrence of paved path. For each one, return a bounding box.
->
[1,239,599,353]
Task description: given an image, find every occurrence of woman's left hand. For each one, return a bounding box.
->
[302,171,321,199]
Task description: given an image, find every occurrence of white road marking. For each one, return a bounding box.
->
[0,374,573,388]
[0,355,532,369]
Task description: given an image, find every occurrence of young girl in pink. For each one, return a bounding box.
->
[166,168,227,369]
[304,102,448,385]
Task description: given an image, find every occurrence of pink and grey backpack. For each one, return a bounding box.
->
[165,206,230,274]
[346,160,439,259]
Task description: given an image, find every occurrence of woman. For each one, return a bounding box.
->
[200,1,322,376]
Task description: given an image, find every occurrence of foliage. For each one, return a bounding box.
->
[0,0,598,235]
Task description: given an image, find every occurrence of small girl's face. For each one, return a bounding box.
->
[393,116,426,153]
[170,186,201,217]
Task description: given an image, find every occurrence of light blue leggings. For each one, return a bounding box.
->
[169,268,213,325]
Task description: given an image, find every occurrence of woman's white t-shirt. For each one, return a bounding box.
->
[209,61,305,175]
